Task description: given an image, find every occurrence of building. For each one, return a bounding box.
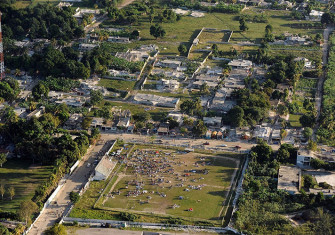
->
[26,106,45,120]
[133,93,180,108]
[156,60,182,69]
[161,79,179,91]
[228,59,252,70]
[116,117,130,128]
[278,166,300,195]
[167,112,183,124]
[107,36,130,43]
[203,117,222,127]
[253,125,271,141]
[64,113,83,130]
[293,57,313,69]
[78,43,98,51]
[271,129,281,143]
[296,149,315,168]
[116,50,149,62]
[308,10,324,21]
[93,156,116,180]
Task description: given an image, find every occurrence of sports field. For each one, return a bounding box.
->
[100,147,239,224]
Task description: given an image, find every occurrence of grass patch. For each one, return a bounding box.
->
[289,114,302,128]
[99,79,136,92]
[0,159,53,211]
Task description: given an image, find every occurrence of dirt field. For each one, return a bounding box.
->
[101,147,240,223]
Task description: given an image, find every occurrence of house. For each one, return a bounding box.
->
[167,112,183,124]
[293,57,313,69]
[205,130,212,139]
[277,166,300,195]
[127,125,135,133]
[228,59,252,70]
[271,129,281,142]
[156,60,182,69]
[116,117,130,128]
[93,156,116,180]
[296,149,315,168]
[13,107,27,118]
[277,0,293,8]
[285,36,309,45]
[26,106,45,120]
[308,10,324,21]
[158,123,169,135]
[116,50,149,62]
[253,125,271,141]
[203,117,222,127]
[78,43,98,51]
[107,36,130,43]
[64,113,83,130]
[161,79,180,91]
[133,93,180,108]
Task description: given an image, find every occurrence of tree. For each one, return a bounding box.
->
[90,90,103,107]
[276,148,290,163]
[277,104,289,116]
[239,18,248,32]
[250,141,273,163]
[32,83,49,101]
[69,191,80,204]
[8,186,15,200]
[0,184,5,200]
[192,120,207,137]
[178,44,188,56]
[200,82,210,95]
[0,153,7,167]
[0,224,10,235]
[280,129,288,140]
[303,127,313,140]
[45,223,67,235]
[150,24,166,39]
[307,140,317,151]
[18,200,38,224]
[131,30,140,39]
[227,105,245,127]
[300,113,316,128]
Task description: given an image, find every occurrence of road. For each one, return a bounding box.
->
[28,139,110,235]
[67,227,216,235]
[313,26,333,140]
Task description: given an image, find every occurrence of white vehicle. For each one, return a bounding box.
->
[218,144,227,147]
[87,163,91,168]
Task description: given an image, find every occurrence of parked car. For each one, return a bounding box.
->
[203,142,210,145]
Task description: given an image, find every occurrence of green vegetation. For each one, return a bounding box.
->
[99,79,136,91]
[0,159,52,211]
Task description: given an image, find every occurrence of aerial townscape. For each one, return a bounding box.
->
[1,0,335,234]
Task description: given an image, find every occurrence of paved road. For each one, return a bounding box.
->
[28,139,109,235]
[313,26,333,140]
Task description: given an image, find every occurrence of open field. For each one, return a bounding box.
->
[0,159,52,211]
[100,147,239,224]
[70,144,242,225]
[112,8,323,56]
[99,79,136,92]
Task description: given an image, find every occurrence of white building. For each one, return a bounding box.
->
[133,93,180,108]
[308,10,324,21]
[107,36,130,43]
[296,149,315,168]
[203,117,222,127]
[228,59,252,69]
[93,156,116,181]
[161,79,180,91]
[156,60,182,69]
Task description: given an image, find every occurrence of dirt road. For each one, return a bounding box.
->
[313,26,333,140]
[28,139,109,235]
